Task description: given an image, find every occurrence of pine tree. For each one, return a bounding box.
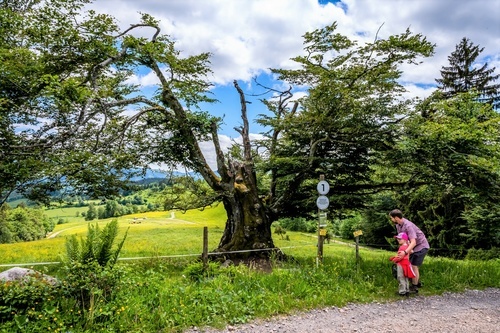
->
[436,37,500,108]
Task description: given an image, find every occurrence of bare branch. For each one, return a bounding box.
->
[113,24,160,41]
[211,120,231,181]
[233,80,252,162]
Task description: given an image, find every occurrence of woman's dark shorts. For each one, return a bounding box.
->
[410,248,429,266]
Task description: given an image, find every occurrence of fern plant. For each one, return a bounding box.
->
[62,219,129,318]
[64,219,128,268]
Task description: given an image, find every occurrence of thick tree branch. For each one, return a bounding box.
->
[233,80,253,163]
[211,120,231,182]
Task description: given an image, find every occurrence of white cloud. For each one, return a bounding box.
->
[125,70,159,87]
[87,0,500,171]
[90,0,499,92]
[402,84,437,101]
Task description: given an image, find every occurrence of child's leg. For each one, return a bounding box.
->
[396,265,408,295]
[403,277,410,294]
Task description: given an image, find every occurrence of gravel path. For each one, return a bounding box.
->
[186,288,499,333]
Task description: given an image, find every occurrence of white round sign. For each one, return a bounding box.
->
[317,180,330,195]
[316,195,329,210]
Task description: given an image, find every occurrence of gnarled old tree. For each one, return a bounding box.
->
[215,81,276,256]
[3,0,436,260]
[1,0,275,258]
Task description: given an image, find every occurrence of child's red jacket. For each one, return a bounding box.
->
[389,244,416,279]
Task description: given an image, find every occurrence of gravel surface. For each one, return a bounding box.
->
[186,288,499,333]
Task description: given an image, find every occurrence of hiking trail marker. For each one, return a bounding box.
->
[316,176,330,266]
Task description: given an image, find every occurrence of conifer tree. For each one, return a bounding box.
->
[436,37,500,108]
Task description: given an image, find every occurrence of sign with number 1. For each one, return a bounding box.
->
[317,180,330,195]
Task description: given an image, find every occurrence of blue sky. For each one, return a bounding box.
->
[87,0,500,170]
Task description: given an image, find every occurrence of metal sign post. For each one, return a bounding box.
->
[316,175,329,266]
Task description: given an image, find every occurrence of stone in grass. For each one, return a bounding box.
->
[0,267,58,285]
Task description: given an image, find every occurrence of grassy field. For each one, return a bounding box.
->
[0,204,335,266]
[1,204,499,333]
[1,205,224,266]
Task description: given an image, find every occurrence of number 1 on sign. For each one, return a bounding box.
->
[317,180,330,195]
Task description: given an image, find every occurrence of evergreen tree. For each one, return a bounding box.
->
[397,93,500,256]
[436,37,500,108]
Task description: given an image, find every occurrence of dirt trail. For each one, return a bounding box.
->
[186,288,500,333]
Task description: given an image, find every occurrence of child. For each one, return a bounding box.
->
[390,232,416,296]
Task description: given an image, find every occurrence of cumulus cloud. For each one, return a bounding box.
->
[90,0,499,92]
[87,0,500,170]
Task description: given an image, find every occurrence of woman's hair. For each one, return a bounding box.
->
[389,209,403,218]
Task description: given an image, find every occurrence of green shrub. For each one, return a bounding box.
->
[60,219,129,319]
[0,273,69,333]
[0,217,130,332]
[274,225,287,239]
[64,219,127,268]
[465,247,500,260]
[0,222,12,243]
[0,207,54,243]
[332,214,363,239]
[275,217,316,233]
[60,261,125,314]
[0,274,58,322]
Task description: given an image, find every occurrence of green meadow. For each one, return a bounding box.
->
[1,205,226,265]
[1,205,499,333]
[0,204,343,266]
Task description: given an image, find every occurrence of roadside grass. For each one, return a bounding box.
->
[86,252,499,333]
[1,204,499,332]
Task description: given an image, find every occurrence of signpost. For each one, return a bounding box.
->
[318,211,328,228]
[316,175,329,266]
[353,230,363,269]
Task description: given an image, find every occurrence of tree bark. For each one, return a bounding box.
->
[216,160,275,259]
[214,81,276,259]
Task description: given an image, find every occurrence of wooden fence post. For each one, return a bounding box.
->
[202,226,208,271]
[353,230,363,271]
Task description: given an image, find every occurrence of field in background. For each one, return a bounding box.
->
[1,204,354,267]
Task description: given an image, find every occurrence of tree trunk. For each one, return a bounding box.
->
[156,74,277,260]
[216,160,275,259]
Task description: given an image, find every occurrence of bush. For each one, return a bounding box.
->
[0,223,13,243]
[332,214,363,239]
[59,219,130,328]
[275,217,316,233]
[64,219,128,268]
[274,225,287,239]
[0,207,53,243]
[0,219,131,332]
[465,247,500,260]
[60,261,125,313]
[0,273,66,332]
